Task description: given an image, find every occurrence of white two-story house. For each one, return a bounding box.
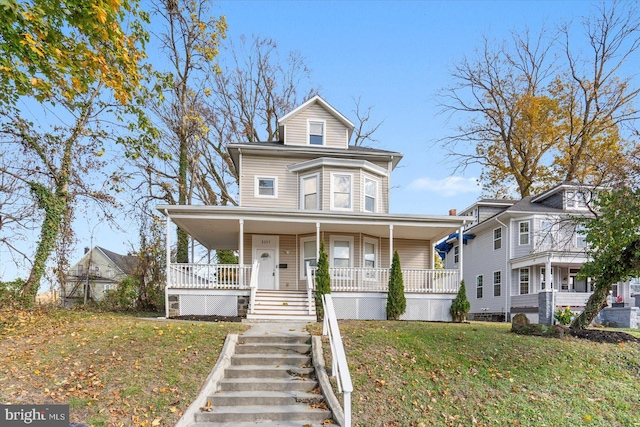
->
[440,184,634,323]
[158,96,470,321]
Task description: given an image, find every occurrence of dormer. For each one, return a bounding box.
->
[531,183,594,211]
[278,95,354,149]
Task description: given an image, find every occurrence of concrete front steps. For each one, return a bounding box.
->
[247,290,317,322]
[192,334,333,426]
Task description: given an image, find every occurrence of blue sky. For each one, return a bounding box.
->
[0,1,604,282]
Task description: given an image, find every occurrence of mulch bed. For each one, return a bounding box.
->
[170,315,243,322]
[569,328,640,344]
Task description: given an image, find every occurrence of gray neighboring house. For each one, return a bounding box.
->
[440,184,634,323]
[64,246,138,304]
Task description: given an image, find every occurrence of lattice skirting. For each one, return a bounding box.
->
[167,289,250,317]
[331,292,455,321]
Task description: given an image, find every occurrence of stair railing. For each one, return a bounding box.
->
[305,266,316,315]
[322,294,353,427]
[249,260,259,314]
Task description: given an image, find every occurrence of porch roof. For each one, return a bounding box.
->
[510,251,589,270]
[157,205,472,250]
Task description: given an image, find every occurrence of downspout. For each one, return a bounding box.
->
[165,209,171,319]
[495,215,509,322]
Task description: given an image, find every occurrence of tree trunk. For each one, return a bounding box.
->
[570,281,611,330]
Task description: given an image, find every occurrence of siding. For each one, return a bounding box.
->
[284,103,348,149]
[512,218,533,259]
[479,206,507,223]
[463,225,508,315]
[240,155,303,209]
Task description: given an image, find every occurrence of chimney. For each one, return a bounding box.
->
[449,209,457,216]
[84,247,90,254]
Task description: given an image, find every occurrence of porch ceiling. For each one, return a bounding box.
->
[157,205,471,250]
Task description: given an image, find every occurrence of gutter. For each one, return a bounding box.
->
[495,214,510,322]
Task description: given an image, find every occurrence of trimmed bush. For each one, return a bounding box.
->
[315,240,330,322]
[450,280,470,322]
[386,250,406,320]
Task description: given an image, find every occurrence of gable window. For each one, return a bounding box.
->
[301,174,319,210]
[331,173,352,210]
[364,178,377,213]
[300,238,317,279]
[493,271,501,297]
[519,221,530,245]
[493,227,502,250]
[541,267,554,290]
[308,120,325,145]
[77,264,84,276]
[476,275,483,299]
[256,177,277,198]
[520,268,530,294]
[454,246,459,264]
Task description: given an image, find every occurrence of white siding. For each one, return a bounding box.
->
[284,103,348,149]
[240,155,303,209]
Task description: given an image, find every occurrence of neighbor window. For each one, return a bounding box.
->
[256,177,276,197]
[454,246,459,264]
[104,284,113,291]
[493,227,502,250]
[364,178,377,213]
[301,174,319,210]
[309,120,324,145]
[519,221,530,245]
[331,173,352,210]
[520,268,530,294]
[541,267,554,290]
[300,239,317,279]
[476,275,484,299]
[493,271,501,297]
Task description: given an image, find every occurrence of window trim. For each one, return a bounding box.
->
[493,227,502,250]
[330,235,354,269]
[363,176,378,213]
[519,268,530,295]
[493,270,501,297]
[300,172,320,210]
[330,172,354,211]
[307,119,326,146]
[476,274,484,299]
[300,237,317,280]
[255,176,278,198]
[519,221,530,246]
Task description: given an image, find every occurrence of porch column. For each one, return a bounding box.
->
[458,224,464,282]
[239,219,244,266]
[545,256,552,292]
[316,222,321,259]
[164,210,171,319]
[389,224,394,266]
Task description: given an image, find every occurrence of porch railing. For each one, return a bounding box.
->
[167,263,253,289]
[306,266,315,315]
[326,267,459,293]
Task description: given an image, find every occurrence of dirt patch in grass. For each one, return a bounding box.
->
[569,328,640,344]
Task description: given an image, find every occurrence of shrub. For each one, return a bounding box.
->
[450,280,471,322]
[0,278,25,309]
[554,306,574,325]
[386,250,406,320]
[100,276,139,312]
[315,240,330,322]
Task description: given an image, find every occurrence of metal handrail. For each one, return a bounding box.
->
[322,294,353,427]
[249,260,259,314]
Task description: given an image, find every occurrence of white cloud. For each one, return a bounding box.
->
[408,176,482,197]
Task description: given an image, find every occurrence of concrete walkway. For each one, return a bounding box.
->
[240,321,311,337]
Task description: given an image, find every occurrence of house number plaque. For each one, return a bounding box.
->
[261,240,271,244]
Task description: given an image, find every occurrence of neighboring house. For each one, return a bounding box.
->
[64,246,138,304]
[158,96,471,321]
[439,184,635,323]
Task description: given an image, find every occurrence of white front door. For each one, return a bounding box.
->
[257,249,276,289]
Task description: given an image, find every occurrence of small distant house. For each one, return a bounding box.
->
[440,184,636,324]
[64,246,138,304]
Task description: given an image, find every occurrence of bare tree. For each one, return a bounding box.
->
[351,96,384,147]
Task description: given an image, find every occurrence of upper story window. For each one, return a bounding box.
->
[255,177,277,198]
[364,178,377,213]
[576,224,587,248]
[308,120,325,145]
[493,227,502,250]
[331,173,353,211]
[566,190,588,210]
[301,174,319,210]
[540,220,556,247]
[519,221,530,245]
